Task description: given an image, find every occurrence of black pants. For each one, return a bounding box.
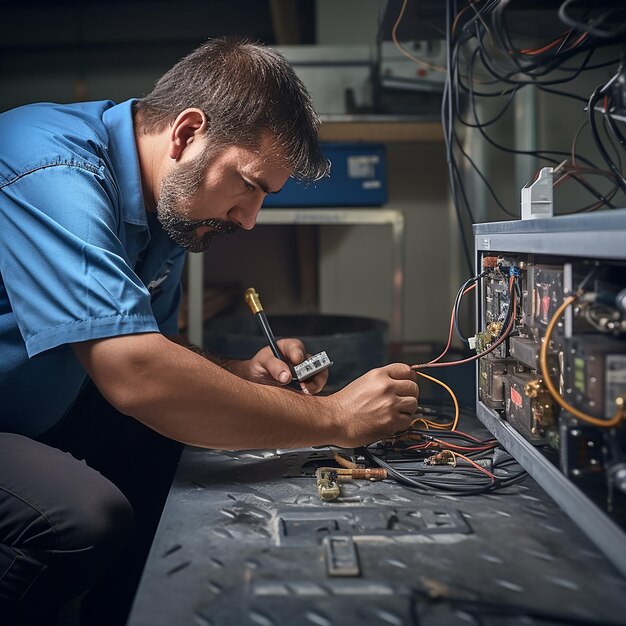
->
[0,381,183,625]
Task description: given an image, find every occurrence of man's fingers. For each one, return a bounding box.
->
[394,379,420,399]
[276,338,306,366]
[398,395,419,416]
[300,368,329,395]
[383,362,418,381]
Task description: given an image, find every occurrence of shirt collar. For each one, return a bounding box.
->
[102,99,147,227]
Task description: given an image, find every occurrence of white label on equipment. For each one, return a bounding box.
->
[348,155,379,179]
[362,180,381,189]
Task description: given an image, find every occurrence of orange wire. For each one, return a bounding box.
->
[520,30,588,55]
[451,2,475,35]
[414,370,460,430]
[520,31,569,55]
[451,451,497,480]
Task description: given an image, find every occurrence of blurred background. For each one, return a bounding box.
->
[2,0,623,384]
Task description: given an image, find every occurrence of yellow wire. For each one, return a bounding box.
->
[414,370,460,431]
[539,294,626,428]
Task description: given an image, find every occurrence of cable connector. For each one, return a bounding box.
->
[315,467,387,501]
[425,450,456,466]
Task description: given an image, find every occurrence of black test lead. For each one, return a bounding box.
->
[244,287,333,392]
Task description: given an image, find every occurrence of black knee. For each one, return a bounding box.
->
[0,435,134,619]
[54,463,134,557]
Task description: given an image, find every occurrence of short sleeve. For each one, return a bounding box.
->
[150,247,186,336]
[0,163,159,357]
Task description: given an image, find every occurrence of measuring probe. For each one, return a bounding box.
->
[244,287,333,390]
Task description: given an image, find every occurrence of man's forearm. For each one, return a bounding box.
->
[72,333,337,449]
[168,335,243,376]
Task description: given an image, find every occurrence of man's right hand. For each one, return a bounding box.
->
[324,363,419,448]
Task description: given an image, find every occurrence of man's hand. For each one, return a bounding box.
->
[324,363,419,448]
[228,338,328,394]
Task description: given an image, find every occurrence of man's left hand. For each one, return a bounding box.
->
[228,338,328,394]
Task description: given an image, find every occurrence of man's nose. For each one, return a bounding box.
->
[229,193,265,230]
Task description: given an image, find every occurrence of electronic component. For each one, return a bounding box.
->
[559,420,606,481]
[479,356,516,410]
[244,287,333,388]
[474,213,626,578]
[563,335,626,420]
[505,372,553,445]
[294,351,333,382]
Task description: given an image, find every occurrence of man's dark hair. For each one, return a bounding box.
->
[134,37,329,181]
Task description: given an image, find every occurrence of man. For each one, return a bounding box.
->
[0,38,418,624]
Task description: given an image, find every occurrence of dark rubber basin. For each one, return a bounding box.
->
[204,314,388,391]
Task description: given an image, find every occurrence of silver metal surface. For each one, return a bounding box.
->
[128,445,626,626]
[187,208,405,346]
[476,403,626,578]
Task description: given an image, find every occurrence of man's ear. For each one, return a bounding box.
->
[169,108,207,160]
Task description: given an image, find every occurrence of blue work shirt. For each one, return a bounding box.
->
[0,99,186,436]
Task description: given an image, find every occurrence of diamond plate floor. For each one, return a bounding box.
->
[128,433,626,626]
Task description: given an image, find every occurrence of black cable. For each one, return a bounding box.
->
[443,0,473,277]
[602,115,623,172]
[536,84,589,104]
[455,86,518,129]
[559,0,626,40]
[452,272,484,344]
[442,1,624,237]
[605,112,626,153]
[468,85,619,209]
[453,118,518,218]
[477,36,597,88]
[365,447,498,496]
[589,84,626,194]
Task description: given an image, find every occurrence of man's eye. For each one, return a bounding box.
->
[242,179,255,192]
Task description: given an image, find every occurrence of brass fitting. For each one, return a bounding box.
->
[244,287,263,314]
[525,378,542,398]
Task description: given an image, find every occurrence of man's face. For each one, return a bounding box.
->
[156,134,291,253]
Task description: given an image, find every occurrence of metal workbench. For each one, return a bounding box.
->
[128,435,626,626]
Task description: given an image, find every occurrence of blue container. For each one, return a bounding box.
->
[264,143,387,207]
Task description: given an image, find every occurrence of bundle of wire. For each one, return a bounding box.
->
[363,425,527,497]
[361,270,527,496]
[391,0,626,274]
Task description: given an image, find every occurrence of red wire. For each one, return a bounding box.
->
[428,283,477,365]
[413,276,516,369]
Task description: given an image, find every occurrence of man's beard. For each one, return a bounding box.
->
[156,154,239,253]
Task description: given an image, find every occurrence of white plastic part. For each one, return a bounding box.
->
[294,351,333,382]
[521,167,554,220]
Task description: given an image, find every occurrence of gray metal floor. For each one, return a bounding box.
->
[128,427,626,626]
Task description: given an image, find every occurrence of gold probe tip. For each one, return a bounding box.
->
[244,287,263,314]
